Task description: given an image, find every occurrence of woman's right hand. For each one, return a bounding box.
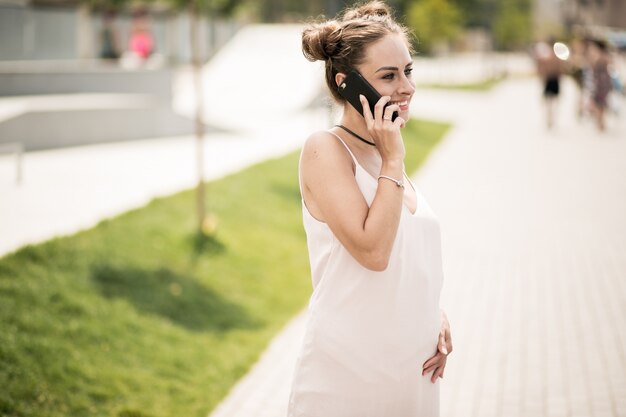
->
[359,94,406,163]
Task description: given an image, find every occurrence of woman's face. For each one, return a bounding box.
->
[356,33,415,120]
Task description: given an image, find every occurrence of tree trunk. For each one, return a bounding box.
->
[166,13,179,65]
[190,3,206,233]
[76,3,93,60]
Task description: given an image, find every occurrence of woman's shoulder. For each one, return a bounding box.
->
[303,129,339,149]
[300,130,355,174]
[302,130,351,160]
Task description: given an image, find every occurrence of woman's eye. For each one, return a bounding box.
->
[382,73,395,80]
[405,68,413,75]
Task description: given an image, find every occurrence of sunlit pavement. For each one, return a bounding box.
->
[420,77,626,417]
[208,77,626,417]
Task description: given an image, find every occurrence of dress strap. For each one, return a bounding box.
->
[327,130,358,167]
[403,171,417,192]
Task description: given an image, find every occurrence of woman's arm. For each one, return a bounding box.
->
[300,97,405,271]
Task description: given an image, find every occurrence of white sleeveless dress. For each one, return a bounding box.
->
[288,132,444,417]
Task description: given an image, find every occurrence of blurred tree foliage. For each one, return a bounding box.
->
[406,0,462,54]
[236,0,532,52]
[491,0,532,50]
[402,0,531,53]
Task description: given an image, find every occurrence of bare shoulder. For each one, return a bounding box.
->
[299,130,362,225]
[301,130,354,170]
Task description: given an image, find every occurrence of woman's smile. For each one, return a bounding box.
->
[390,99,410,112]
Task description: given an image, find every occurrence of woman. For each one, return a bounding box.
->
[288,2,452,416]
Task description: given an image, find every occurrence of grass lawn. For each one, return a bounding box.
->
[0,118,450,417]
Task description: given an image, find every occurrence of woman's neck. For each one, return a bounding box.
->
[338,111,379,154]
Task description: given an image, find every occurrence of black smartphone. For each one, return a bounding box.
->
[337,69,398,121]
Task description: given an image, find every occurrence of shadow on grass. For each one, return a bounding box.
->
[192,231,226,255]
[91,264,260,333]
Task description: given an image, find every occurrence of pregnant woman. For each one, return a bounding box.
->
[288,1,453,416]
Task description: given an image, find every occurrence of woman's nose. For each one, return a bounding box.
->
[399,73,415,95]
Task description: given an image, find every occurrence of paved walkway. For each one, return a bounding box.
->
[208,77,626,417]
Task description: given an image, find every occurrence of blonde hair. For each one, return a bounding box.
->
[301,1,414,103]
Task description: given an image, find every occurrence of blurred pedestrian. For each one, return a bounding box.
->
[128,10,154,62]
[568,37,588,119]
[290,1,452,416]
[99,11,120,61]
[535,39,564,129]
[588,39,612,131]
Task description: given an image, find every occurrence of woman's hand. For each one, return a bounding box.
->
[422,310,453,383]
[359,94,405,163]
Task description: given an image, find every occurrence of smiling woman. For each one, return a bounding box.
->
[288,1,453,417]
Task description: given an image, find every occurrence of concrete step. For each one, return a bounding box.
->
[0,93,218,151]
[0,64,173,99]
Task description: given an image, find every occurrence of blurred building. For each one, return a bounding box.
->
[0,0,242,62]
[0,0,239,150]
[561,0,626,29]
[534,0,626,38]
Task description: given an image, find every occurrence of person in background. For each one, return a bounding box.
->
[588,39,612,131]
[568,37,588,119]
[128,9,154,62]
[535,39,564,129]
[99,11,120,61]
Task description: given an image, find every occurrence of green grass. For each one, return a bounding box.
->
[0,118,450,417]
[417,77,503,91]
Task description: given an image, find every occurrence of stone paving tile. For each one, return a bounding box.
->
[429,79,626,417]
[208,77,626,417]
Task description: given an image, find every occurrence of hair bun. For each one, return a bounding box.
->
[302,21,342,62]
[342,1,390,21]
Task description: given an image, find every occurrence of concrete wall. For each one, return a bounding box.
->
[0,105,207,151]
[0,7,77,60]
[0,5,242,62]
[0,67,173,98]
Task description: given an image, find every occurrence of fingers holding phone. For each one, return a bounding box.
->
[374,95,393,122]
[360,95,405,161]
[360,94,401,126]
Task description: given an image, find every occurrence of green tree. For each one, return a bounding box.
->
[452,0,495,28]
[492,0,532,50]
[407,0,463,54]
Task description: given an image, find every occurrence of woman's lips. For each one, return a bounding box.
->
[390,100,410,111]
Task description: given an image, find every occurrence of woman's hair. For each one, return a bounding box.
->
[301,1,413,103]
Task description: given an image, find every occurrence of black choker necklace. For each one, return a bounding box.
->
[335,125,376,147]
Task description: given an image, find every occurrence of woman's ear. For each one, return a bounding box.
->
[335,72,347,88]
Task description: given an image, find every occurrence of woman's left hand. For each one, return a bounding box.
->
[422,310,452,383]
